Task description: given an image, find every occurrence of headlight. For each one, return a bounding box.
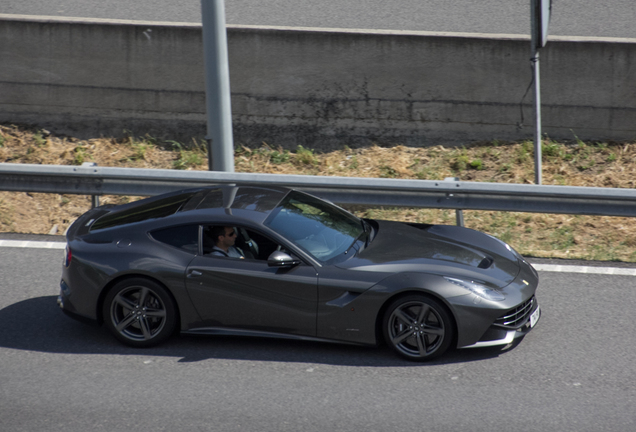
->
[445,277,506,301]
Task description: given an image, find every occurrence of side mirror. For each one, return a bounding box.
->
[267,251,301,268]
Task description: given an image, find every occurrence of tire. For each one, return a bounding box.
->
[383,295,454,361]
[103,278,176,348]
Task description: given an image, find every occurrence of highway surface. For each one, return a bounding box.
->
[2,0,636,39]
[1,239,635,431]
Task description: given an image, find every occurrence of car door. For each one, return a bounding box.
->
[185,229,318,337]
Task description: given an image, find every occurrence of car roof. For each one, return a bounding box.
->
[184,185,290,224]
[89,185,291,232]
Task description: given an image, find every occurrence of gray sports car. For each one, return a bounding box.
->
[58,185,540,361]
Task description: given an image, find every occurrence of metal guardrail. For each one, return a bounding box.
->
[2,162,636,218]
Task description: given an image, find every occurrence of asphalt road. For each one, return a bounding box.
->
[1,244,635,431]
[2,0,636,39]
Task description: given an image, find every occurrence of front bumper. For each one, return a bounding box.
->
[462,298,541,349]
[450,255,540,349]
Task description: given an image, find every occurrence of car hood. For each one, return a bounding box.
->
[337,220,521,287]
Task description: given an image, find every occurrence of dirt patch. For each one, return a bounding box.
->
[1,123,636,261]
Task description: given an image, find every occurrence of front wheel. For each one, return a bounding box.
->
[383,295,454,361]
[103,278,177,347]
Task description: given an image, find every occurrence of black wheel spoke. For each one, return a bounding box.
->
[392,328,413,345]
[138,287,150,307]
[416,304,430,325]
[113,293,137,310]
[415,332,427,356]
[138,316,152,339]
[115,313,138,332]
[144,308,166,318]
[394,309,414,326]
[423,325,444,336]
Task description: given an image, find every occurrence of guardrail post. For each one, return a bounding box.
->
[81,162,100,208]
[455,208,465,227]
[444,177,464,227]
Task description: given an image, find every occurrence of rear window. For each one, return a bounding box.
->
[90,192,197,231]
[150,224,199,253]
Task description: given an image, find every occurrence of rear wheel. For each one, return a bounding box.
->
[383,295,454,361]
[103,278,176,347]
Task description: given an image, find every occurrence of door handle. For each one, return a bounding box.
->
[187,270,203,278]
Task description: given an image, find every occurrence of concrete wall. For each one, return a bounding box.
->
[1,14,635,150]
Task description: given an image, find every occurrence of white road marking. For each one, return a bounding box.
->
[533,264,636,276]
[0,240,66,249]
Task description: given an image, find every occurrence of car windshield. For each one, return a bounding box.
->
[264,191,364,263]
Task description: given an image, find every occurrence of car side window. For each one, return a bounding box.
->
[202,225,285,261]
[150,224,199,254]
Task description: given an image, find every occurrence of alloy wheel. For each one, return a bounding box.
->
[384,296,453,361]
[103,278,176,347]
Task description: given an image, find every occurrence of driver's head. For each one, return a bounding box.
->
[210,226,236,249]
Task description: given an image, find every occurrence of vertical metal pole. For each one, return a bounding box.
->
[531,0,542,185]
[201,0,235,172]
[444,177,465,227]
[533,51,542,185]
[455,209,465,227]
[81,162,100,208]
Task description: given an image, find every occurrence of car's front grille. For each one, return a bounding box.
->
[494,296,536,329]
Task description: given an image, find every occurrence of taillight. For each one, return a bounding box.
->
[64,245,72,267]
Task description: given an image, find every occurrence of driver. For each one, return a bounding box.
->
[209,226,245,258]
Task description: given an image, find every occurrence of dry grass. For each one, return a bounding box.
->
[1,123,636,261]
